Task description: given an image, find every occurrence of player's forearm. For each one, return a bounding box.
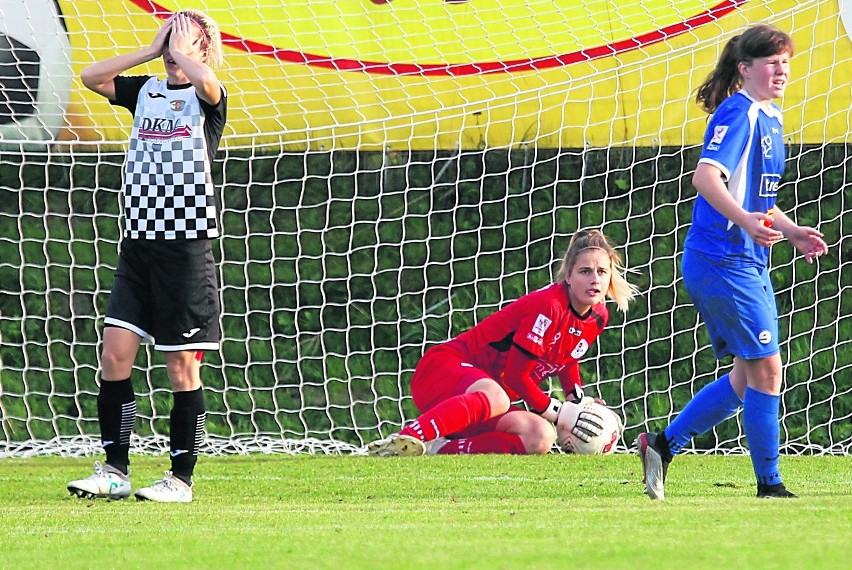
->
[170,52,220,104]
[556,362,582,397]
[769,206,796,236]
[502,348,550,413]
[80,48,159,92]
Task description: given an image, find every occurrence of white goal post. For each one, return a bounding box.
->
[0,0,849,457]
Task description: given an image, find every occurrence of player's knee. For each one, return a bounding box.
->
[745,354,784,394]
[762,373,783,395]
[522,421,557,455]
[165,354,201,391]
[487,390,511,416]
[100,347,133,379]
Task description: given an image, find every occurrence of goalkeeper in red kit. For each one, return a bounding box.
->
[368,229,638,456]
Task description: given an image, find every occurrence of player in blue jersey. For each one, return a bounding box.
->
[636,24,828,500]
[67,10,226,503]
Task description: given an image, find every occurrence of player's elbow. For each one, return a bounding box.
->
[79,67,112,97]
[79,67,99,91]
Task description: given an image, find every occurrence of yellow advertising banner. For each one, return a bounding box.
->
[4,0,852,149]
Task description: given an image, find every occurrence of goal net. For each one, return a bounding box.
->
[1,0,849,457]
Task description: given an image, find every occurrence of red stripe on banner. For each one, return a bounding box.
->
[127,0,748,76]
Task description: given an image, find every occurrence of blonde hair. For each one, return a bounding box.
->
[555,229,638,313]
[181,9,224,68]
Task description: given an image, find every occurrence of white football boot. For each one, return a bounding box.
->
[67,461,131,499]
[134,471,193,503]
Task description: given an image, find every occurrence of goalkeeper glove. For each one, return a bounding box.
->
[537,396,606,443]
[537,390,589,421]
[556,397,606,443]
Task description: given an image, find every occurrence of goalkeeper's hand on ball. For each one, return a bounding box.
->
[538,394,606,443]
[556,397,606,443]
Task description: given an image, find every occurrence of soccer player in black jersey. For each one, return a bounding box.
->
[67,10,226,502]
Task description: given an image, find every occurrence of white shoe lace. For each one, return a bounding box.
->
[89,461,124,481]
[153,473,180,491]
[90,461,107,478]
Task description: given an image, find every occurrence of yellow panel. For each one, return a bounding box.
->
[52,0,852,149]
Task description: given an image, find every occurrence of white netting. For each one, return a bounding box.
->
[0,1,849,457]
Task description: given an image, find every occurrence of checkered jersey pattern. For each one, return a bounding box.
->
[123,78,219,240]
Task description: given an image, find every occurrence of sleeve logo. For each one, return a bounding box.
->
[707,125,728,151]
[532,314,552,336]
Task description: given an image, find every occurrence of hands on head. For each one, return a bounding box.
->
[150,13,205,58]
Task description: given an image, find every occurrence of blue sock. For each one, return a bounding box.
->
[742,386,782,485]
[664,373,743,456]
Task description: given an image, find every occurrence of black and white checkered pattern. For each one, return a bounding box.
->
[122,78,220,240]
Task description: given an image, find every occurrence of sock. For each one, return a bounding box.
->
[169,388,206,483]
[98,378,135,474]
[437,432,527,455]
[400,391,491,442]
[664,373,743,456]
[743,386,783,486]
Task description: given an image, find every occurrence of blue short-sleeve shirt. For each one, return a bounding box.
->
[684,90,786,268]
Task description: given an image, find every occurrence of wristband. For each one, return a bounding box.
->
[539,397,562,423]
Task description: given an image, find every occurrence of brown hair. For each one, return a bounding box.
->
[695,23,794,114]
[555,229,638,313]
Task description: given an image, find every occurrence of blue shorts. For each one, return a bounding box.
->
[682,248,779,360]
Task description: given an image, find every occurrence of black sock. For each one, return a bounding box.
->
[98,378,135,474]
[658,431,674,463]
[169,387,206,482]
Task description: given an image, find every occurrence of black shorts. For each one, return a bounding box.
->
[105,239,221,351]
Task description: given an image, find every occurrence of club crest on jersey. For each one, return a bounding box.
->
[707,125,728,151]
[761,135,773,158]
[759,174,780,197]
[532,314,552,336]
[170,100,186,111]
[570,339,589,359]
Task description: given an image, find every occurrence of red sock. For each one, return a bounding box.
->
[437,432,527,455]
[400,391,492,441]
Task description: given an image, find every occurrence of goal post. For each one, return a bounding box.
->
[1,0,850,457]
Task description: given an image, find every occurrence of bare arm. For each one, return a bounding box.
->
[80,17,173,100]
[691,162,784,248]
[769,207,829,263]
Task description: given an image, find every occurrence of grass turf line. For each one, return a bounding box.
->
[0,454,849,569]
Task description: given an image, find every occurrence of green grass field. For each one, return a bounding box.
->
[1,454,849,569]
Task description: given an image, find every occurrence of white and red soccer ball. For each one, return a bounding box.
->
[558,401,624,455]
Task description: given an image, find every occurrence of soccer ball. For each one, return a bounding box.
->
[0,0,72,143]
[558,402,624,455]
